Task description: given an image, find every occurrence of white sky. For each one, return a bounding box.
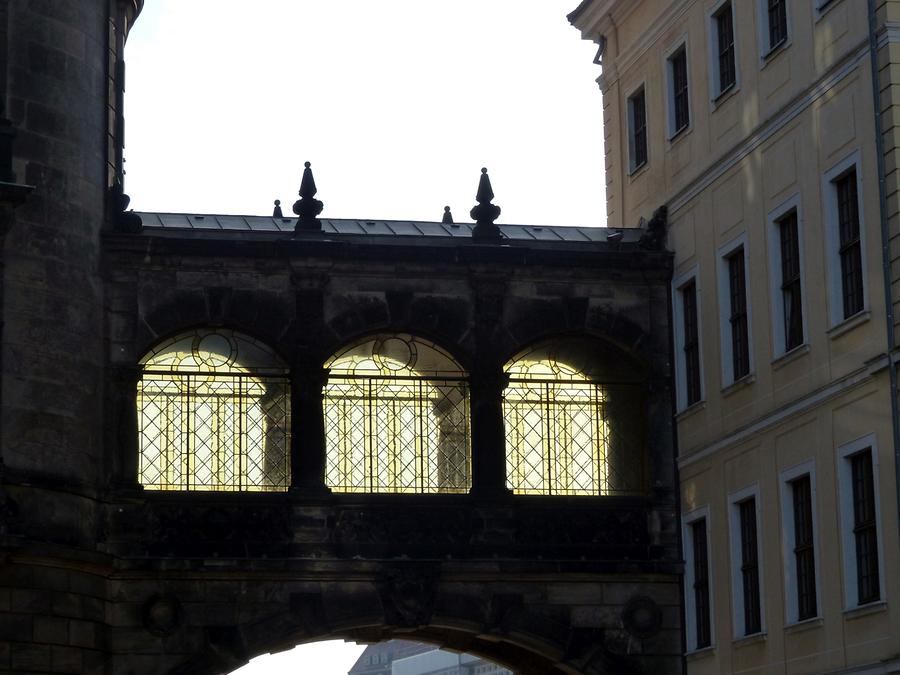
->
[230,640,366,675]
[124,0,605,228]
[124,2,602,671]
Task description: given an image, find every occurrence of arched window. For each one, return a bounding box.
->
[503,340,645,496]
[324,334,471,493]
[137,330,290,491]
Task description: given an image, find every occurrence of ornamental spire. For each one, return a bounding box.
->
[470,167,501,241]
[293,161,324,232]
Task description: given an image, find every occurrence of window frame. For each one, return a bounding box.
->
[767,195,807,358]
[136,329,292,492]
[728,484,765,638]
[626,83,649,174]
[757,0,791,60]
[708,0,738,102]
[683,506,714,652]
[672,267,705,411]
[837,434,885,609]
[664,39,692,140]
[323,334,472,495]
[823,152,868,328]
[780,461,821,625]
[717,233,754,388]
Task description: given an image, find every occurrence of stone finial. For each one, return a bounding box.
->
[293,161,324,232]
[273,200,283,218]
[470,168,501,242]
[442,206,453,224]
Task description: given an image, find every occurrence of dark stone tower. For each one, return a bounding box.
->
[1,1,141,671]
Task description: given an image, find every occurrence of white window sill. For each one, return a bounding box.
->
[628,160,649,180]
[784,616,823,634]
[712,83,738,110]
[843,600,887,620]
[685,645,716,661]
[721,372,755,397]
[771,343,810,370]
[760,38,790,69]
[732,632,767,647]
[828,310,870,339]
[676,399,706,421]
[667,124,692,147]
[815,0,841,22]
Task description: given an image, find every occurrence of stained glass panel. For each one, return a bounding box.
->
[137,330,290,491]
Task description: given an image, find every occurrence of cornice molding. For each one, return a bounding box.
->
[668,41,869,215]
[678,353,889,470]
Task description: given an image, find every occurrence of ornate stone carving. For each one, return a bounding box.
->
[142,594,181,636]
[376,564,438,628]
[484,593,523,634]
[621,595,662,639]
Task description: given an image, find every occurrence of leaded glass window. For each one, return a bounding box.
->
[138,330,290,491]
[503,345,644,496]
[324,335,471,494]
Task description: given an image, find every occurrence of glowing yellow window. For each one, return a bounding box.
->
[504,356,609,495]
[324,335,471,494]
[137,330,290,491]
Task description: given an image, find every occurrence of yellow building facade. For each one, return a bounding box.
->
[571,0,900,673]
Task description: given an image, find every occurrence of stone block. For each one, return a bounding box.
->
[32,568,68,593]
[27,42,67,81]
[603,582,680,607]
[33,617,68,645]
[0,614,32,641]
[546,584,604,605]
[50,645,83,673]
[67,620,96,649]
[11,589,52,614]
[11,643,51,671]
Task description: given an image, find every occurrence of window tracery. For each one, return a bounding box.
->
[503,341,644,496]
[324,335,471,493]
[137,330,290,491]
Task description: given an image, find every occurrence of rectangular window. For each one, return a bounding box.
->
[727,248,749,380]
[682,280,701,406]
[669,47,690,135]
[691,519,711,648]
[767,0,787,50]
[778,211,803,351]
[715,4,736,94]
[791,475,818,621]
[850,450,880,604]
[738,498,762,635]
[836,170,863,319]
[628,88,648,171]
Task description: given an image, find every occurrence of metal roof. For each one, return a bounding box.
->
[136,213,641,245]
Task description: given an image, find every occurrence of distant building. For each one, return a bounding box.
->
[349,641,513,675]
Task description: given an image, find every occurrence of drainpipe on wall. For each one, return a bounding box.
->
[866,0,900,535]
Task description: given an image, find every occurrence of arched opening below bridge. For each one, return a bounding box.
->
[229,638,513,675]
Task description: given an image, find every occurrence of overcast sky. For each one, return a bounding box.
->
[124,0,605,228]
[125,2,602,671]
